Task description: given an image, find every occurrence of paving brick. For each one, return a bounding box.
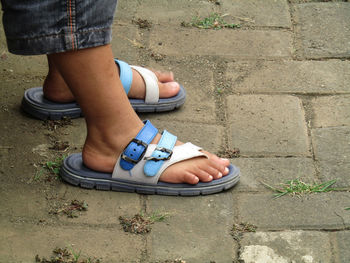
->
[54,186,142,225]
[237,192,350,229]
[111,24,143,63]
[311,96,350,128]
[0,131,50,185]
[147,193,238,263]
[226,95,310,156]
[0,53,46,77]
[290,0,344,2]
[0,80,54,183]
[239,231,332,263]
[114,0,138,21]
[232,157,316,192]
[335,231,350,263]
[220,0,291,28]
[1,1,349,262]
[226,60,350,94]
[136,0,215,25]
[312,127,350,187]
[150,26,292,58]
[58,118,86,149]
[0,220,143,262]
[0,185,48,222]
[140,58,217,123]
[295,3,350,58]
[137,0,291,28]
[144,120,225,153]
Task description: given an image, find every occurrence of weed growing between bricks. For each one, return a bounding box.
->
[49,140,70,152]
[43,117,72,131]
[231,222,257,241]
[33,116,73,182]
[132,18,152,29]
[49,200,88,218]
[119,211,169,234]
[217,147,240,158]
[34,155,66,182]
[35,246,101,263]
[181,13,240,29]
[261,179,338,198]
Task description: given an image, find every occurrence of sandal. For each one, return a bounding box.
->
[21,60,186,120]
[60,120,240,196]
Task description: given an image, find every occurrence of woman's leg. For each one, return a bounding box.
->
[49,44,230,184]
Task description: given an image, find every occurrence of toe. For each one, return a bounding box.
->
[202,151,230,175]
[195,169,214,183]
[158,81,180,98]
[183,173,199,184]
[204,165,223,180]
[154,71,175,83]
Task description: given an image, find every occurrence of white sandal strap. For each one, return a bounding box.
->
[112,143,207,185]
[131,65,159,104]
[153,143,207,182]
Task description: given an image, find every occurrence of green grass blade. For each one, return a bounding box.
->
[260,181,284,193]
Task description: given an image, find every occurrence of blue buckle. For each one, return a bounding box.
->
[144,147,173,162]
[119,120,158,171]
[121,138,148,164]
[144,130,177,177]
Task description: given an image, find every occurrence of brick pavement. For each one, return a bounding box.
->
[0,0,349,262]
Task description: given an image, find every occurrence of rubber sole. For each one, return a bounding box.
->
[60,153,240,196]
[22,86,186,120]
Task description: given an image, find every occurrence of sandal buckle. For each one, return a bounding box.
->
[121,138,148,164]
[144,147,173,162]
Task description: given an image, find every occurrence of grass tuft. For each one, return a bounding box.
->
[148,211,169,223]
[34,155,66,181]
[35,246,101,263]
[181,13,240,30]
[261,179,337,198]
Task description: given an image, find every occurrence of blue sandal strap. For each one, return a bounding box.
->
[120,120,158,171]
[144,130,177,177]
[114,59,133,95]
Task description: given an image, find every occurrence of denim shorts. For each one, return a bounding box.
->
[1,0,118,55]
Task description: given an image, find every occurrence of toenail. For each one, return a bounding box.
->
[209,175,213,180]
[224,167,229,174]
[221,158,229,161]
[169,82,179,89]
[218,172,222,178]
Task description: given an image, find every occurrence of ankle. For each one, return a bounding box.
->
[82,143,118,173]
[82,122,146,173]
[43,74,75,103]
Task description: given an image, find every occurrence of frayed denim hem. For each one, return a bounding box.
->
[6,27,113,55]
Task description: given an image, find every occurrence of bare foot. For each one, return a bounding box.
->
[43,57,180,102]
[82,131,230,185]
